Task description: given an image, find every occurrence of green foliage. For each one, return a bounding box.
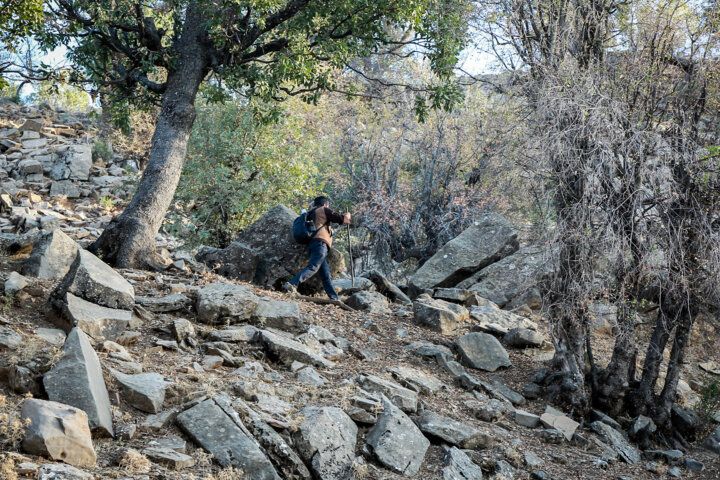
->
[0,0,43,88]
[166,98,320,247]
[27,81,92,112]
[38,0,470,120]
[92,140,112,164]
[697,376,720,429]
[99,196,115,211]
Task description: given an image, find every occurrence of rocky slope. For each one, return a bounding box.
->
[0,100,719,480]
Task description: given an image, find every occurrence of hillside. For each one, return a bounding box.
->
[1,102,719,480]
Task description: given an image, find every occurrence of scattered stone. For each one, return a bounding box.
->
[176,395,280,478]
[671,405,700,441]
[0,326,22,349]
[525,451,544,468]
[387,365,445,394]
[456,332,511,371]
[701,425,720,453]
[590,420,641,464]
[442,446,484,479]
[345,291,392,314]
[207,325,259,343]
[115,424,136,441]
[296,366,327,386]
[413,297,468,334]
[406,340,453,358]
[141,409,178,432]
[135,293,191,312]
[37,464,94,480]
[5,271,29,294]
[504,327,545,348]
[366,395,430,476]
[53,249,135,310]
[111,370,168,413]
[251,297,304,332]
[148,435,187,453]
[644,449,683,464]
[332,277,374,295]
[362,270,412,304]
[8,365,41,395]
[417,410,491,449]
[357,374,418,413]
[470,305,537,334]
[515,409,541,428]
[142,447,195,470]
[195,282,259,324]
[21,398,96,467]
[22,229,80,280]
[294,406,358,480]
[36,327,66,345]
[53,292,131,342]
[539,406,579,441]
[43,328,113,437]
[408,214,519,295]
[254,329,335,368]
[684,458,704,472]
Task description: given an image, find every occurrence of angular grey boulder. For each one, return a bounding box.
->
[253,329,335,368]
[457,246,554,307]
[195,282,259,324]
[110,370,168,413]
[409,214,519,295]
[413,297,469,334]
[0,326,22,349]
[504,327,546,348]
[43,328,113,437]
[135,293,192,313]
[456,333,511,371]
[53,292,131,342]
[361,270,412,304]
[294,406,358,480]
[21,398,96,467]
[590,421,641,464]
[22,229,80,280]
[177,396,280,479]
[345,291,392,314]
[251,297,304,332]
[416,411,490,449]
[387,365,446,395]
[196,241,259,282]
[366,395,430,476]
[470,306,537,334]
[53,249,135,310]
[357,374,419,413]
[442,447,484,480]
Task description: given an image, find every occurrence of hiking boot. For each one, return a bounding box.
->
[329,295,340,302]
[283,282,297,295]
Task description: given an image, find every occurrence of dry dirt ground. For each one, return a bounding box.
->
[1,247,719,479]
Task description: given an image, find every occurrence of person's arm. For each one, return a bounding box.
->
[324,207,350,224]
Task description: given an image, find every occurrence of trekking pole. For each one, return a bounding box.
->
[347,223,355,288]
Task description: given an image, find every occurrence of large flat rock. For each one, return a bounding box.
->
[409,214,519,295]
[177,396,280,479]
[110,370,169,413]
[294,406,357,480]
[413,297,468,334]
[21,398,96,467]
[417,411,489,448]
[53,249,135,310]
[195,282,259,324]
[456,333,511,371]
[44,328,113,437]
[254,329,335,368]
[358,374,419,413]
[366,395,429,476]
[22,229,80,280]
[53,292,131,342]
[250,297,304,332]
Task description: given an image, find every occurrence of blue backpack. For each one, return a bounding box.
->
[292,208,328,244]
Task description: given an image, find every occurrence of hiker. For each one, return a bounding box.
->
[284,196,351,300]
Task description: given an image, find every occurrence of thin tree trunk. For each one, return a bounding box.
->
[91,6,210,267]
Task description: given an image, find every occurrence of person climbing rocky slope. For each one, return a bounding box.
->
[0,100,719,479]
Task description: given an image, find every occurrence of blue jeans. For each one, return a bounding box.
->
[289,240,338,299]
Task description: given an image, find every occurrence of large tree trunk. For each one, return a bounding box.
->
[90,6,210,268]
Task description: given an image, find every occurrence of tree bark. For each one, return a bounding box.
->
[90,5,210,267]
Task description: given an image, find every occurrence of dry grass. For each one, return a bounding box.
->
[118,448,151,474]
[0,394,29,451]
[0,454,18,480]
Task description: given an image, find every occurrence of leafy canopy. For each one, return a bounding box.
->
[40,0,471,123]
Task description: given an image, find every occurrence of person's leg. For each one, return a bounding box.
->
[289,241,324,286]
[318,257,339,300]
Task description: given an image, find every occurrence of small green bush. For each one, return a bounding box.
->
[92,140,112,163]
